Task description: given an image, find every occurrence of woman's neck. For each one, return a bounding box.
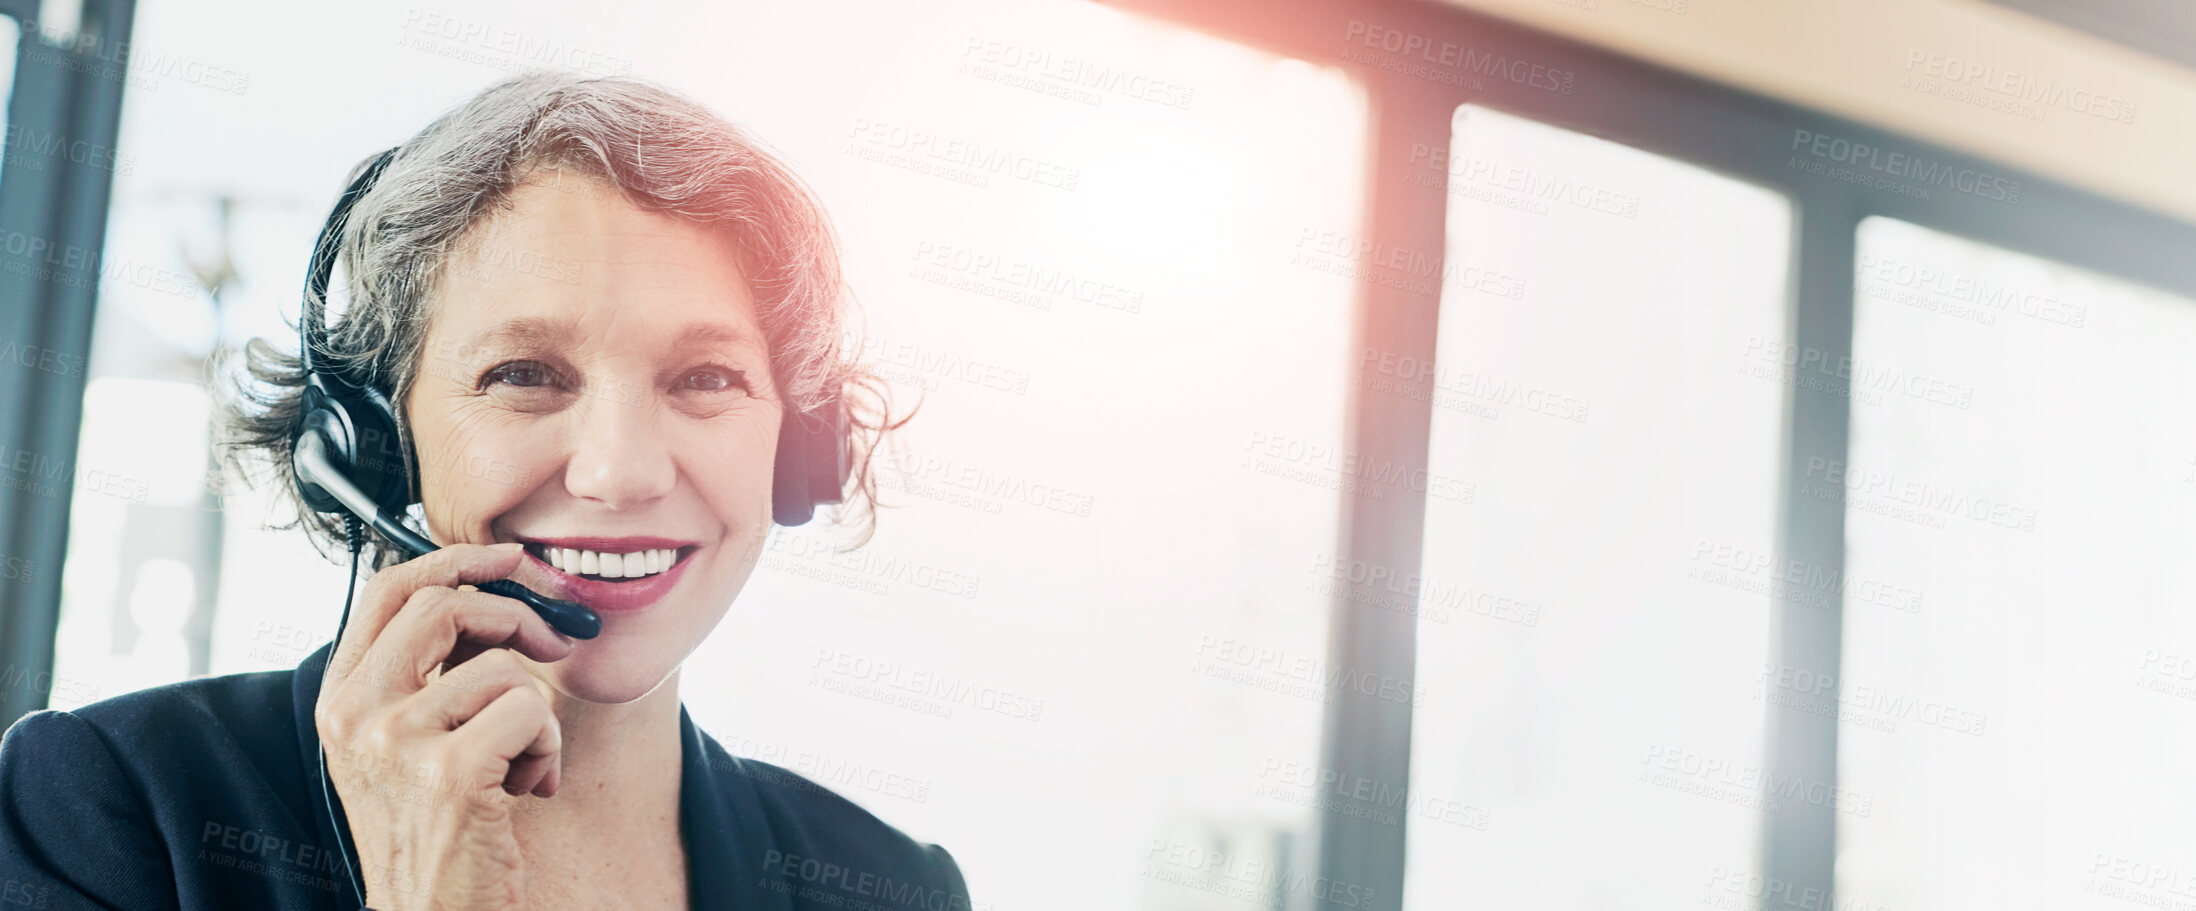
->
[512,668,686,834]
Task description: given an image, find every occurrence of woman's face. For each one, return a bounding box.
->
[405,170,780,705]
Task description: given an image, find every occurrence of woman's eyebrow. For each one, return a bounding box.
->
[667,322,760,356]
[453,317,756,360]
[460,316,579,353]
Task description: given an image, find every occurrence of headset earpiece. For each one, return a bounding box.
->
[772,395,849,526]
[293,372,413,522]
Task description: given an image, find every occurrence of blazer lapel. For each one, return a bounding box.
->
[679,705,795,911]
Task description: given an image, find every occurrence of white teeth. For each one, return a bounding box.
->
[540,545,680,579]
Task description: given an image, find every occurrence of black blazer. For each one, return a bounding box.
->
[0,643,971,910]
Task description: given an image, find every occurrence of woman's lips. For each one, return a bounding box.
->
[515,542,697,614]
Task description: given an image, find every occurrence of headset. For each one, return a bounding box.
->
[295,146,849,907]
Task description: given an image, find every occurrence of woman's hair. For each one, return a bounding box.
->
[217,70,907,571]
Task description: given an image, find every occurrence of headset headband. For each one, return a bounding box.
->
[299,147,399,379]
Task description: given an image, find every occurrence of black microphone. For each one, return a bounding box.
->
[293,432,603,639]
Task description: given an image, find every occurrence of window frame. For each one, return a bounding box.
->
[1100,0,2196,905]
[0,0,137,729]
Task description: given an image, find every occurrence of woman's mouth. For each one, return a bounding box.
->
[524,543,696,581]
[513,536,700,613]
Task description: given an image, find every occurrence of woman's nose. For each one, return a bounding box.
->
[560,381,676,510]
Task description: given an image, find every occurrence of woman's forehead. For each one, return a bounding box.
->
[430,174,765,353]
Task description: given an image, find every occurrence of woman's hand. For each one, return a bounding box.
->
[315,543,577,910]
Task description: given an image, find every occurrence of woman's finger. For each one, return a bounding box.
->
[328,543,527,682]
[350,586,574,700]
[402,649,541,734]
[449,685,562,799]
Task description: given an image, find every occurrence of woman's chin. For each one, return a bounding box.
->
[531,650,677,706]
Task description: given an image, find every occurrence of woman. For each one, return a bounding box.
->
[0,72,964,911]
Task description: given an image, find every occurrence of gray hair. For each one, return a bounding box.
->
[219,71,906,570]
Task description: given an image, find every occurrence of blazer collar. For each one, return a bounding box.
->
[291,642,793,911]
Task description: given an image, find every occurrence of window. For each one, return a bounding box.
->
[40,5,1370,910]
[1407,104,1794,908]
[1837,216,2196,908]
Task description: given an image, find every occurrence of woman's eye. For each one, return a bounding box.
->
[483,361,555,388]
[679,366,747,393]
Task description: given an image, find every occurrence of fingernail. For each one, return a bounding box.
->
[494,542,525,553]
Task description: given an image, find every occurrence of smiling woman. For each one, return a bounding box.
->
[0,72,955,911]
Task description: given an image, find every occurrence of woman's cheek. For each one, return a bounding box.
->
[418,436,544,544]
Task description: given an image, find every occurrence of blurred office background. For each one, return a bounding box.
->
[4,0,2196,908]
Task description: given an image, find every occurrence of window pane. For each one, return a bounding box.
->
[1839,217,2196,908]
[1406,104,1793,908]
[694,17,1367,911]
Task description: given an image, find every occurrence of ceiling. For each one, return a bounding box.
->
[1431,0,2196,225]
[1985,0,2196,75]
